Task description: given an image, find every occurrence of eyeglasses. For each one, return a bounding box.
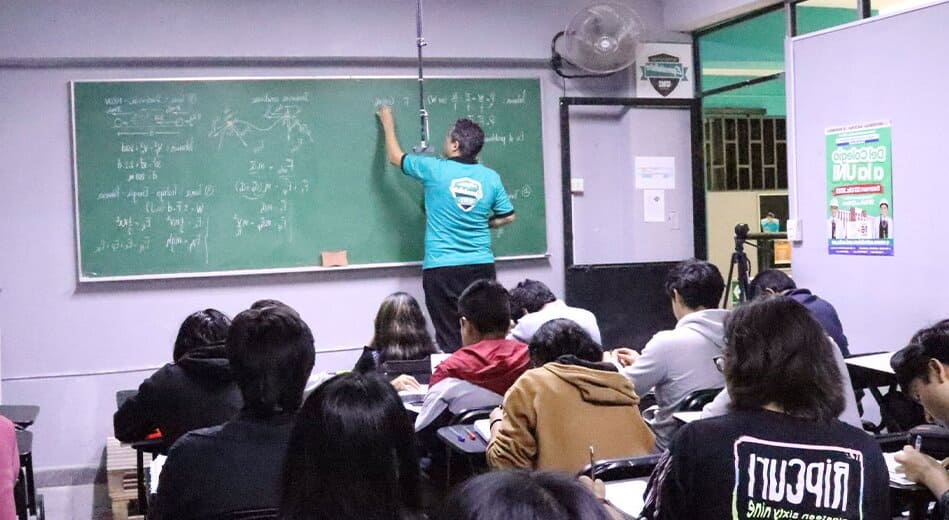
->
[712,355,726,373]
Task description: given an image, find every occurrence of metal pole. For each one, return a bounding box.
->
[414,0,431,153]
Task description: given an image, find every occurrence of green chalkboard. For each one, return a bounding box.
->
[71,77,546,280]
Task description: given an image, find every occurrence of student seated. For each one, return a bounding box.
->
[113,308,241,451]
[414,279,529,433]
[436,470,617,520]
[891,319,949,513]
[610,259,728,450]
[151,304,315,520]
[642,297,889,519]
[486,319,654,473]
[279,372,423,520]
[700,277,863,428]
[352,292,439,377]
[508,279,601,344]
[0,416,18,520]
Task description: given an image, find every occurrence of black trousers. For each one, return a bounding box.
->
[422,263,496,353]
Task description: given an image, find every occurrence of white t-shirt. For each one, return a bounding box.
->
[508,300,602,345]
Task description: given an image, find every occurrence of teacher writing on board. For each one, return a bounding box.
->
[377,105,515,353]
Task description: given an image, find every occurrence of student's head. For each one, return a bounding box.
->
[528,319,602,367]
[437,470,613,520]
[280,372,421,520]
[723,297,844,422]
[173,308,231,362]
[444,118,485,160]
[369,292,437,364]
[226,305,315,417]
[458,279,511,345]
[749,269,797,299]
[509,279,557,322]
[879,199,889,217]
[250,298,291,310]
[891,320,949,426]
[664,259,725,318]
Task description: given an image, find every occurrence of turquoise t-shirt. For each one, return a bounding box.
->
[401,154,514,269]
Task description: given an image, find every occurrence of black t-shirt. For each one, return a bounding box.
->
[651,409,889,519]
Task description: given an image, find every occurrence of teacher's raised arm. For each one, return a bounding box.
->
[376,105,405,167]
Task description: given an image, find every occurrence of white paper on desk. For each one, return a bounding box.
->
[635,156,675,190]
[644,190,665,223]
[474,419,492,442]
[883,451,916,486]
[149,454,166,495]
[605,478,647,516]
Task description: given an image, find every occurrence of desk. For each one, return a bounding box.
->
[13,430,35,519]
[131,437,164,518]
[672,411,702,424]
[0,405,40,430]
[437,424,488,455]
[845,352,907,432]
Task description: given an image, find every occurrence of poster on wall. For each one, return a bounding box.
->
[825,120,893,256]
[635,43,693,99]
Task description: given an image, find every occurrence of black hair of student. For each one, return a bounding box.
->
[458,279,511,336]
[749,269,797,296]
[172,308,231,362]
[663,259,725,310]
[450,118,485,159]
[250,298,291,310]
[509,279,557,322]
[724,296,845,422]
[891,319,949,391]
[528,319,602,367]
[226,305,315,417]
[369,292,438,364]
[279,372,422,520]
[436,470,613,520]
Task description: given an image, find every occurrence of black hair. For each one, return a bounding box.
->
[509,279,557,323]
[749,269,797,297]
[528,319,602,367]
[891,319,949,391]
[250,298,291,310]
[279,372,421,520]
[436,470,613,520]
[458,279,511,336]
[663,259,725,310]
[450,118,485,159]
[369,292,438,364]
[226,305,315,417]
[172,308,231,362]
[724,296,845,422]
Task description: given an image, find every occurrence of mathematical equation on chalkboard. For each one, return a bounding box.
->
[72,78,545,279]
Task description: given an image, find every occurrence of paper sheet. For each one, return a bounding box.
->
[644,189,665,222]
[605,478,648,516]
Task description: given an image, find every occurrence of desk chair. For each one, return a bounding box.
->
[846,352,924,433]
[13,429,41,520]
[441,406,495,490]
[641,387,722,424]
[115,390,164,519]
[577,453,662,481]
[380,358,433,385]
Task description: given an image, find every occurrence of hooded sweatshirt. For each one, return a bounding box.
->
[487,357,655,473]
[620,308,728,451]
[114,344,243,451]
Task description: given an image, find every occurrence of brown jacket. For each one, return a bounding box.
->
[486,361,655,473]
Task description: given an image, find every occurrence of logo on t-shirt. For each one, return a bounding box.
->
[449,177,483,212]
[733,436,866,519]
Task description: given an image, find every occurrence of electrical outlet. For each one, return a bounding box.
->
[570,178,584,194]
[786,219,802,241]
[669,211,679,230]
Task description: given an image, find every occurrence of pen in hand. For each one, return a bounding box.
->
[588,445,595,481]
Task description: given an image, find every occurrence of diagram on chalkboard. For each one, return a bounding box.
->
[208,105,313,150]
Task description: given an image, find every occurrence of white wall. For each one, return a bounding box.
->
[787,1,949,355]
[0,0,686,472]
[663,0,780,31]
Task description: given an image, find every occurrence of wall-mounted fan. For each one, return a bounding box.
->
[551,3,645,78]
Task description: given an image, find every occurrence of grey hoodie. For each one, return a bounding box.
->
[620,308,728,451]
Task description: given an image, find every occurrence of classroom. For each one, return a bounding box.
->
[1,0,947,518]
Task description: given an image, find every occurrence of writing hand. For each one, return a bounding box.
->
[376,105,394,126]
[895,445,949,496]
[390,374,421,392]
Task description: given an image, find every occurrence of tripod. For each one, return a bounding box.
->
[722,225,754,309]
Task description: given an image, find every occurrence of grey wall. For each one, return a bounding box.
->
[787,1,949,355]
[0,0,687,472]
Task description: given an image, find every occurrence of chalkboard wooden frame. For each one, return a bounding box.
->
[70,76,548,281]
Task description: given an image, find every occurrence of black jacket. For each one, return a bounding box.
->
[113,344,242,451]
